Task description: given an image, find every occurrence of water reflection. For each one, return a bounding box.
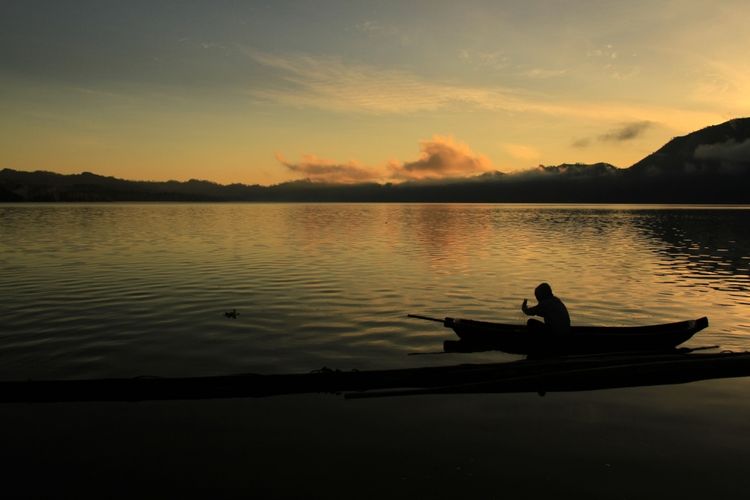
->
[630,209,750,294]
[398,204,496,274]
[1,203,749,380]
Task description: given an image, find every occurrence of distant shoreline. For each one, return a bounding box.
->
[3,117,750,203]
[3,201,750,208]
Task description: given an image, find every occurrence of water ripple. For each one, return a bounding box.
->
[1,203,750,379]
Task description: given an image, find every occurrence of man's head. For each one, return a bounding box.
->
[534,282,553,301]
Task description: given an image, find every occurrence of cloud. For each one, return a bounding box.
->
[690,61,750,112]
[353,20,399,36]
[586,43,640,80]
[694,138,750,163]
[243,48,527,114]
[458,49,510,70]
[277,136,493,183]
[390,136,493,180]
[587,44,619,60]
[351,21,411,46]
[599,121,653,142]
[199,41,228,50]
[573,121,653,147]
[519,68,568,79]
[354,20,385,34]
[275,153,380,184]
[242,49,721,129]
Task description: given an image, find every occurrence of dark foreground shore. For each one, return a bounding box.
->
[3,378,750,499]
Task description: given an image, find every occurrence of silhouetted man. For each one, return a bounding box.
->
[522,283,570,334]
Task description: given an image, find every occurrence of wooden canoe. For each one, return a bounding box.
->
[441,316,709,355]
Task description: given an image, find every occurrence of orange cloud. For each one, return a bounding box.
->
[389,135,493,180]
[275,153,379,184]
[277,135,493,184]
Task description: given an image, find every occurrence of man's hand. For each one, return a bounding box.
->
[522,299,528,314]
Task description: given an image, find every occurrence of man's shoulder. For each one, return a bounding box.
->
[551,296,568,308]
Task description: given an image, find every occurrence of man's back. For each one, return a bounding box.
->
[535,296,571,333]
[522,283,571,334]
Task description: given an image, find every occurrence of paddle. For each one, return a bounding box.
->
[407,314,445,323]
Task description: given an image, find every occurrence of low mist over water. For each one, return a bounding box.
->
[1,203,749,380]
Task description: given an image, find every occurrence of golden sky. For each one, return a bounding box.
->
[1,1,749,185]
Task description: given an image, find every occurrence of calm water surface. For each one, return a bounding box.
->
[2,203,749,379]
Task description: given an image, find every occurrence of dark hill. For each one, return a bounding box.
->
[622,118,750,202]
[1,118,749,203]
[629,118,750,175]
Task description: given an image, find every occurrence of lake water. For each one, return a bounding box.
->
[1,203,749,380]
[3,203,750,498]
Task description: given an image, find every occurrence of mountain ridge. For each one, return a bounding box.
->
[2,118,749,203]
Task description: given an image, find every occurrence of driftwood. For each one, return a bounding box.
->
[1,350,749,403]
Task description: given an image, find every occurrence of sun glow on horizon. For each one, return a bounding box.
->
[1,1,748,185]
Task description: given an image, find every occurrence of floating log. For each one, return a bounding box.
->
[1,350,749,403]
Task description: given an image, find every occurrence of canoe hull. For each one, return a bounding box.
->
[446,317,708,355]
